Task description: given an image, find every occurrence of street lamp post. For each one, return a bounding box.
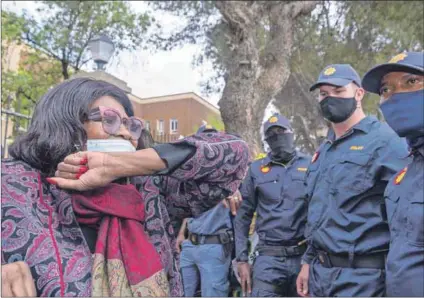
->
[88,34,115,71]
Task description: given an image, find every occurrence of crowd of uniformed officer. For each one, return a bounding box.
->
[176,51,423,297]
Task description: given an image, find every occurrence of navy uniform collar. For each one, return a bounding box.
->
[327,116,378,142]
[263,154,272,165]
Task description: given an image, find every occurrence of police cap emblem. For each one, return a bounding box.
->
[389,53,407,64]
[268,116,278,123]
[323,67,336,76]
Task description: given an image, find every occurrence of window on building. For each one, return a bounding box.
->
[157,119,164,135]
[170,119,178,134]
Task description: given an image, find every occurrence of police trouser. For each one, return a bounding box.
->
[251,244,306,297]
[308,250,387,297]
[180,233,233,297]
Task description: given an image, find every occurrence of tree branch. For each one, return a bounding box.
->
[256,1,317,96]
[295,114,317,152]
[24,32,63,62]
[74,31,94,69]
[215,2,253,30]
[16,88,36,104]
[289,1,320,19]
[65,2,83,61]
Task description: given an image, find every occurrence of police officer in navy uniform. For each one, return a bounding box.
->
[235,114,311,297]
[296,64,410,297]
[177,124,241,297]
[362,52,424,297]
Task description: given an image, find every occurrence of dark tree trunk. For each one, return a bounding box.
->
[215,1,318,156]
[61,61,69,80]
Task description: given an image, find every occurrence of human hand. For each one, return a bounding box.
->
[222,190,243,216]
[2,262,36,297]
[296,264,310,297]
[237,262,251,296]
[47,151,117,191]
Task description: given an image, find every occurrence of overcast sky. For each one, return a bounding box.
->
[3,0,278,121]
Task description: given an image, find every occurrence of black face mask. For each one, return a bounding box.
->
[266,133,296,163]
[319,96,357,123]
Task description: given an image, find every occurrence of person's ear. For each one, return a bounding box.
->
[355,87,365,108]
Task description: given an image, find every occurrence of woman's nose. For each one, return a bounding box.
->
[116,124,132,140]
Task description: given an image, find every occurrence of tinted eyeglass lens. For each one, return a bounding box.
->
[102,109,121,134]
[126,118,143,140]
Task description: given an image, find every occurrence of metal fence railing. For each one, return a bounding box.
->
[149,130,181,144]
[1,95,31,158]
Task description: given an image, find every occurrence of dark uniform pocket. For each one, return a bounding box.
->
[291,170,306,182]
[331,153,373,195]
[288,170,307,199]
[407,195,424,246]
[257,174,281,203]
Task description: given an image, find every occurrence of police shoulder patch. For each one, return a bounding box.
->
[394,167,407,185]
[261,165,271,174]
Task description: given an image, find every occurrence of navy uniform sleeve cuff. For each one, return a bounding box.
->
[152,143,196,175]
[301,259,309,265]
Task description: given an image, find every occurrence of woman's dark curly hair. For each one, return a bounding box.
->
[9,77,135,176]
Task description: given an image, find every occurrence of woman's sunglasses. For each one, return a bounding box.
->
[87,106,144,140]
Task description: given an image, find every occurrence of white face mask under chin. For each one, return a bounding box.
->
[86,139,136,153]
